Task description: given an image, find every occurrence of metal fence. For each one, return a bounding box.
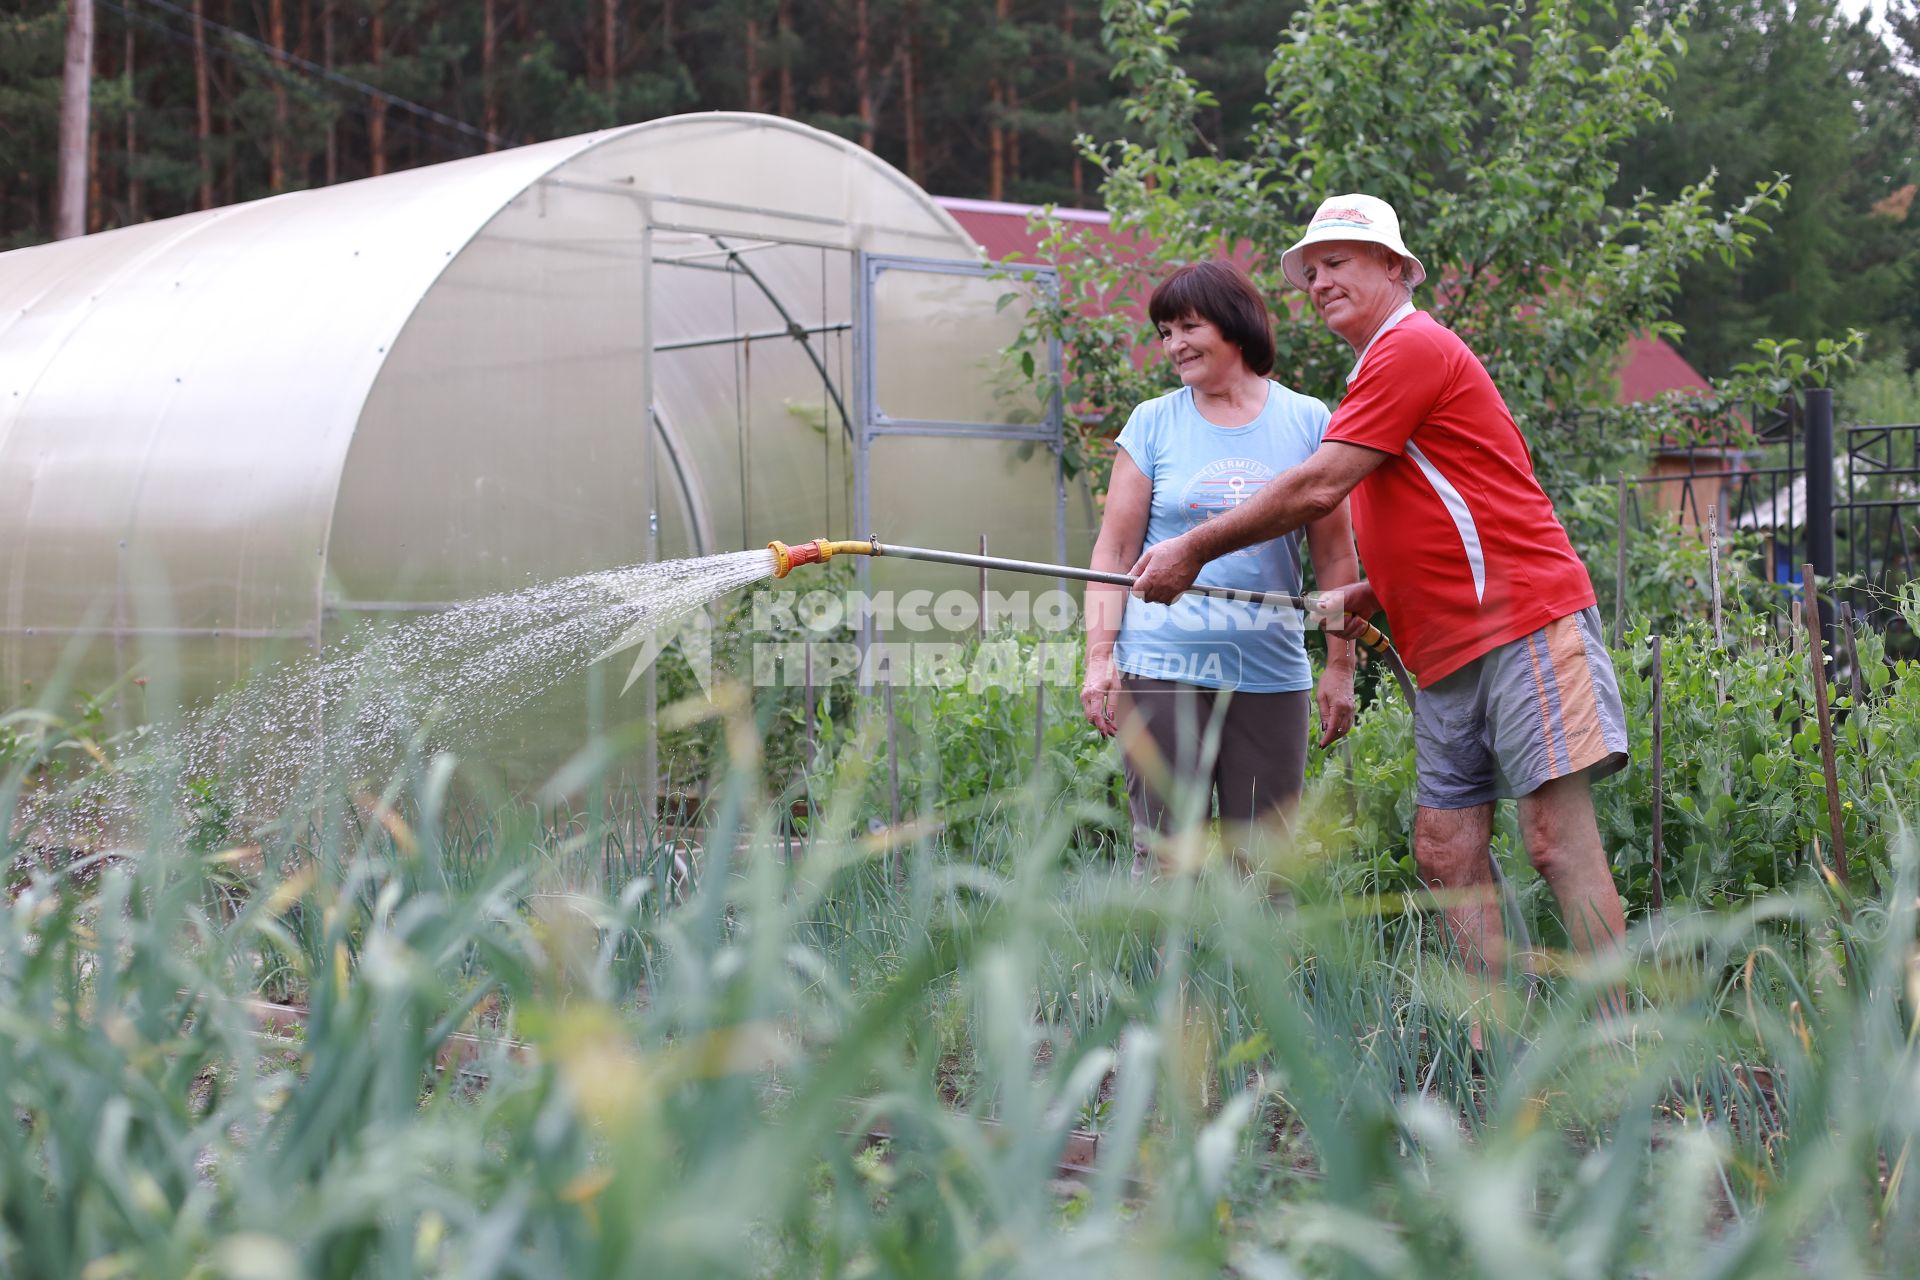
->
[1625,389,1920,646]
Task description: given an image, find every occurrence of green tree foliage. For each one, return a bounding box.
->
[1608,0,1920,376]
[0,0,1300,246]
[1026,0,1788,483]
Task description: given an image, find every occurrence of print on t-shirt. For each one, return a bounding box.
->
[1181,457,1275,559]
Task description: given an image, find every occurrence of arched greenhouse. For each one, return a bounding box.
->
[0,112,1091,753]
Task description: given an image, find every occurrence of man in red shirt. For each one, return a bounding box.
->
[1131,194,1629,998]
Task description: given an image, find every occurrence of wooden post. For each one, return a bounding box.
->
[884,677,901,833]
[1613,473,1629,647]
[1838,601,1865,709]
[1650,634,1664,913]
[1801,564,1848,887]
[802,639,815,765]
[1343,734,1356,821]
[1708,504,1725,705]
[1033,660,1047,773]
[978,533,988,639]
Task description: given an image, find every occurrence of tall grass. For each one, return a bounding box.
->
[3,648,1918,1276]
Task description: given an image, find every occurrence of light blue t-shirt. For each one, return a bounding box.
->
[1113,381,1331,692]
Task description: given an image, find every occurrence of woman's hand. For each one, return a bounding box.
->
[1316,658,1356,748]
[1081,653,1122,737]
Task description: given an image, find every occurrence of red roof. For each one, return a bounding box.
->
[1614,332,1710,401]
[936,197,1711,407]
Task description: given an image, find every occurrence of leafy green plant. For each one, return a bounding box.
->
[1015,0,1795,496]
[5,666,1920,1274]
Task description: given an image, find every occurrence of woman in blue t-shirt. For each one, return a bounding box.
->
[1080,260,1360,877]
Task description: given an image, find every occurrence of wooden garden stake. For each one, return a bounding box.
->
[1033,665,1047,772]
[1650,633,1664,913]
[884,677,902,837]
[1800,564,1848,887]
[1707,504,1725,705]
[978,533,989,639]
[803,640,815,764]
[1613,473,1629,647]
[1838,600,1865,709]
[1344,734,1356,820]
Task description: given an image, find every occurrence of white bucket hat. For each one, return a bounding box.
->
[1280,193,1427,292]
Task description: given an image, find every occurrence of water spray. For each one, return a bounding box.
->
[767,536,1417,705]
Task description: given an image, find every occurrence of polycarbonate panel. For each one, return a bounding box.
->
[325,177,654,606]
[0,131,604,689]
[0,109,1086,775]
[649,240,857,555]
[863,436,1087,615]
[558,115,975,259]
[870,263,1052,429]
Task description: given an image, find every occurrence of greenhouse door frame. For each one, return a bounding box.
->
[850,252,1069,627]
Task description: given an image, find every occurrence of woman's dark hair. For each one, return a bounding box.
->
[1146,260,1276,377]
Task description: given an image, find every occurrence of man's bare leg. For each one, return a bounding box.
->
[1517,773,1628,1021]
[1414,802,1499,1048]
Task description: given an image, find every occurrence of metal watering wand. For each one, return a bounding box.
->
[767,535,1417,705]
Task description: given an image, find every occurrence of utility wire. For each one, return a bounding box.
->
[101,0,487,163]
[121,0,510,149]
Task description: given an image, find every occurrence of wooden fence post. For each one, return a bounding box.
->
[1650,633,1664,913]
[803,640,816,765]
[978,533,989,640]
[1708,504,1725,705]
[1613,473,1629,647]
[1801,564,1848,887]
[1837,600,1865,709]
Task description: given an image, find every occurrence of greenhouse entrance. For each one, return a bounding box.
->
[643,234,1068,572]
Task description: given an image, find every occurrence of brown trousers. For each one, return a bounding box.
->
[1117,674,1310,869]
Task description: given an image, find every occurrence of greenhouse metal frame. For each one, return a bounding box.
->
[0,112,1089,760]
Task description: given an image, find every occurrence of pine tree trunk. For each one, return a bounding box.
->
[777,0,795,116]
[602,0,617,106]
[483,0,499,148]
[124,22,141,221]
[270,0,288,191]
[855,0,873,149]
[293,0,312,185]
[321,2,337,183]
[55,0,94,240]
[88,111,102,232]
[369,2,388,176]
[1007,81,1020,188]
[220,0,236,205]
[988,85,1004,199]
[194,0,214,207]
[900,0,923,183]
[987,0,1010,200]
[746,19,764,112]
[662,0,675,53]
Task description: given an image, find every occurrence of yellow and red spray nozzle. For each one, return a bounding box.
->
[767,538,877,578]
[767,539,816,577]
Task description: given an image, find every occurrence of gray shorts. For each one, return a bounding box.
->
[1414,606,1629,810]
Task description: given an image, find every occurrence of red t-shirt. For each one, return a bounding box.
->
[1325,311,1596,686]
